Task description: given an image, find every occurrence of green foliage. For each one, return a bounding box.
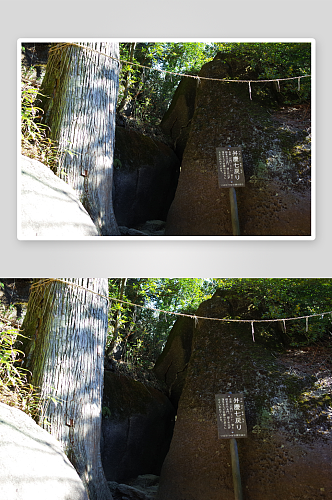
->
[21,62,77,172]
[108,279,332,368]
[113,158,122,169]
[214,42,311,104]
[102,406,112,418]
[108,278,214,366]
[213,278,332,345]
[21,87,44,140]
[0,325,40,417]
[21,79,61,169]
[117,42,311,126]
[118,42,216,124]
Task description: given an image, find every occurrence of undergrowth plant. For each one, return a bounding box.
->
[21,79,61,170]
[21,65,76,173]
[0,324,40,418]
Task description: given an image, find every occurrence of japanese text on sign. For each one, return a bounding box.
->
[215,393,247,439]
[216,147,245,188]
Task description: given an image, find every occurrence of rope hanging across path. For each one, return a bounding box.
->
[29,280,330,344]
[109,297,332,342]
[49,42,311,101]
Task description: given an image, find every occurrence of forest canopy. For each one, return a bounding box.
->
[107,278,331,367]
[117,41,311,123]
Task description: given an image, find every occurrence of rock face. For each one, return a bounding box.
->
[112,127,180,228]
[20,155,99,238]
[160,76,197,160]
[0,402,88,500]
[156,290,332,500]
[164,53,311,236]
[101,371,175,483]
[153,315,194,409]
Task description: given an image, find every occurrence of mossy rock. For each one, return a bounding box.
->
[164,52,311,236]
[157,290,332,500]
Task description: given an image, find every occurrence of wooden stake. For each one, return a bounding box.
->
[230,438,243,500]
[229,187,240,235]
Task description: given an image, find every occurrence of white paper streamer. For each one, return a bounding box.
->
[248,81,252,100]
[251,321,255,342]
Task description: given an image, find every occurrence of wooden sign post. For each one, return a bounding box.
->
[216,147,245,236]
[215,393,247,500]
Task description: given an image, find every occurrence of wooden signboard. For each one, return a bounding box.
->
[216,147,245,188]
[215,393,247,439]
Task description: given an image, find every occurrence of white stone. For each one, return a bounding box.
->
[0,403,88,500]
[19,155,99,239]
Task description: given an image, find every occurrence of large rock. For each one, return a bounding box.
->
[153,315,194,409]
[165,53,311,236]
[160,76,197,160]
[101,371,175,483]
[156,290,332,500]
[20,155,99,238]
[112,127,180,228]
[0,402,88,500]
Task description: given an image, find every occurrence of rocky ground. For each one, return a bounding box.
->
[108,474,159,500]
[118,220,166,236]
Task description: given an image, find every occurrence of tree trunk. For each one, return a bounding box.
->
[39,42,120,235]
[20,278,113,500]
